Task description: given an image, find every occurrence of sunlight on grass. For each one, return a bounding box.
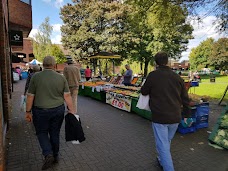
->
[190,76,228,100]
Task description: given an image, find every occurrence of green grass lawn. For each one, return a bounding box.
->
[190,75,228,101]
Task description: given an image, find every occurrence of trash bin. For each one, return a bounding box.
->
[21,72,28,79]
[210,75,215,82]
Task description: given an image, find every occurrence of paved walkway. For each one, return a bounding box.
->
[6,80,228,171]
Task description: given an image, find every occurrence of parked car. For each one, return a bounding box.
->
[13,72,20,82]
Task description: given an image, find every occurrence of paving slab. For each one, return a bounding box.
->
[6,80,228,171]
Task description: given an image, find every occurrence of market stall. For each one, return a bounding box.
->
[78,76,208,125]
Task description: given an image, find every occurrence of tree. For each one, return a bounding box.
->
[50,44,66,64]
[33,17,53,62]
[209,38,228,70]
[189,38,214,70]
[126,0,227,34]
[60,0,133,61]
[125,0,193,76]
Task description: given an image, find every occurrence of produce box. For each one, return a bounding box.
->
[208,124,228,150]
[131,98,152,120]
[208,105,228,150]
[177,123,196,134]
[191,81,199,87]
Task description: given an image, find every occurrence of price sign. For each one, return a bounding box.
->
[106,93,132,112]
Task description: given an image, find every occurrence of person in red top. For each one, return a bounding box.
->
[85,66,92,81]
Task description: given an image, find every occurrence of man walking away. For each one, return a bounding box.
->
[63,60,81,113]
[25,56,75,170]
[141,51,191,171]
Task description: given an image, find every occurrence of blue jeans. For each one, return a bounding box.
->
[32,104,65,157]
[152,122,179,171]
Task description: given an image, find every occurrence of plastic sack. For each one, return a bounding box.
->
[20,95,26,112]
[136,94,151,111]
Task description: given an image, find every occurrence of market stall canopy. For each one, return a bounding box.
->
[29,59,42,65]
[89,52,121,59]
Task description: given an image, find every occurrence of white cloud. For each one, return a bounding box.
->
[180,16,226,61]
[51,34,62,44]
[42,0,64,8]
[55,0,64,8]
[52,24,62,32]
[28,28,38,39]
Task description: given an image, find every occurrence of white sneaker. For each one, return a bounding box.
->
[72,140,80,144]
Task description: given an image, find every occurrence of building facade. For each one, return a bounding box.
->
[0,0,32,170]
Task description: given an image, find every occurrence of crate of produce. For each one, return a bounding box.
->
[208,124,228,150]
[191,81,199,87]
[177,123,196,134]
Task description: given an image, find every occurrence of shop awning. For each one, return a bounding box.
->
[89,52,121,59]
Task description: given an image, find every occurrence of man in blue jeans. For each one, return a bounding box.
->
[141,52,191,171]
[25,56,75,170]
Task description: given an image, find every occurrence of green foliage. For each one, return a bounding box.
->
[50,44,66,64]
[60,0,133,61]
[125,0,193,76]
[189,38,214,70]
[209,38,228,70]
[193,75,228,100]
[33,17,53,62]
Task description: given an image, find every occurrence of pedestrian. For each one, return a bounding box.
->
[24,65,40,95]
[25,56,75,170]
[28,66,33,75]
[38,64,43,71]
[63,60,81,113]
[85,66,92,81]
[141,51,191,171]
[123,64,133,86]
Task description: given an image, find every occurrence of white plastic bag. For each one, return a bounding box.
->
[20,95,26,112]
[136,94,151,111]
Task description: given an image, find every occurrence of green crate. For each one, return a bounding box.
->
[90,91,106,102]
[78,86,85,96]
[131,98,152,120]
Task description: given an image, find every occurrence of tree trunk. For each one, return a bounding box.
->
[140,62,143,74]
[144,60,149,77]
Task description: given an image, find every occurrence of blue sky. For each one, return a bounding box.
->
[29,0,226,61]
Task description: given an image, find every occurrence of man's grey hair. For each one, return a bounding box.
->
[43,56,56,68]
[32,65,40,72]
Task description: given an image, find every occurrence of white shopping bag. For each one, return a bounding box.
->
[20,95,26,112]
[136,94,151,111]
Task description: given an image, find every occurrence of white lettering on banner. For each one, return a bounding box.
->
[106,93,132,112]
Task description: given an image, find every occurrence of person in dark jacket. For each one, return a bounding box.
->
[141,51,191,171]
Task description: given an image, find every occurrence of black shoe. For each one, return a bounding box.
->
[42,154,54,170]
[156,156,163,170]
[53,156,59,164]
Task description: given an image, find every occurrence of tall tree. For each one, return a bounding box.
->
[50,44,66,64]
[209,38,228,70]
[60,0,132,61]
[189,38,214,70]
[33,17,53,62]
[126,0,193,76]
[126,0,227,34]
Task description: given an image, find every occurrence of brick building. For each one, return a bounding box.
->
[169,59,190,70]
[0,0,32,170]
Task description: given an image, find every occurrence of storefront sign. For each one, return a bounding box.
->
[10,30,23,46]
[106,93,132,112]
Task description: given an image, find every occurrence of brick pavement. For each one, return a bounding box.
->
[6,80,228,171]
